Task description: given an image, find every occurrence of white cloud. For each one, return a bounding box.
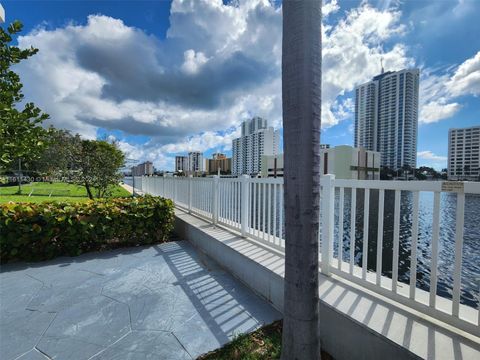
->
[420,101,461,124]
[419,51,480,124]
[16,0,423,169]
[417,150,447,170]
[417,150,447,162]
[447,51,480,97]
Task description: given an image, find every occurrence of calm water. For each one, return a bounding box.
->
[131,177,480,308]
[123,177,134,187]
[332,189,480,308]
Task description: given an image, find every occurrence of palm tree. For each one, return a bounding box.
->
[281,1,322,359]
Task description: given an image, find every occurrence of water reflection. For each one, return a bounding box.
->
[333,189,480,308]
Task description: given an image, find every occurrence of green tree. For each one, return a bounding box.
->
[0,20,49,171]
[34,128,81,177]
[74,140,125,199]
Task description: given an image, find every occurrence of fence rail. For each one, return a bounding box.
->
[134,175,480,336]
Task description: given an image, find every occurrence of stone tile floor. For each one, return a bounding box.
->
[0,241,281,359]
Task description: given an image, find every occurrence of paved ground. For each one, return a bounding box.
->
[0,241,281,359]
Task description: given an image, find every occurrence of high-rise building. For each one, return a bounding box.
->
[206,153,232,174]
[355,68,419,170]
[211,153,227,160]
[175,156,188,173]
[188,152,204,173]
[232,117,280,176]
[132,161,154,176]
[448,125,480,181]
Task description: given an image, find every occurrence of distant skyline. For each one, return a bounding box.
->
[4,0,480,170]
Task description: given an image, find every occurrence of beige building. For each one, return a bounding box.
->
[260,154,284,178]
[206,153,232,174]
[261,146,381,179]
[320,145,381,180]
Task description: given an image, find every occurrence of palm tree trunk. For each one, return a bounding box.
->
[281,1,322,359]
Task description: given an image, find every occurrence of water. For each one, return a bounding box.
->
[132,177,480,309]
[332,189,480,309]
[123,177,133,187]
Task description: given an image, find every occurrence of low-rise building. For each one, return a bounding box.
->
[261,146,381,179]
[320,145,381,180]
[260,154,284,178]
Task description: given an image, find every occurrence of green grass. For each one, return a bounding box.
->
[198,321,282,360]
[197,321,334,360]
[0,182,130,203]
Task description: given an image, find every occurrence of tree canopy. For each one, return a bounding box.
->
[0,20,49,170]
[74,139,125,199]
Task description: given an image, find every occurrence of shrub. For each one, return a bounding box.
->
[0,196,174,263]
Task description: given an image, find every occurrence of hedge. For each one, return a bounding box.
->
[0,196,175,263]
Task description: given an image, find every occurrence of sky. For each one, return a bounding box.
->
[3,0,480,170]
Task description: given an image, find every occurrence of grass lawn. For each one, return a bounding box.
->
[0,182,130,203]
[198,321,282,360]
[198,321,334,360]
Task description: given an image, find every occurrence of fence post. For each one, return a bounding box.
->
[173,176,177,204]
[212,176,219,225]
[321,174,335,276]
[240,175,250,237]
[188,175,193,213]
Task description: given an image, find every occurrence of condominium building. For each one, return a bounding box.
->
[188,152,204,173]
[448,125,480,181]
[232,117,280,176]
[132,161,154,176]
[260,146,380,179]
[355,68,419,170]
[206,153,232,174]
[175,156,188,173]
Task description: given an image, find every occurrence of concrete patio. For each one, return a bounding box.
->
[0,240,281,360]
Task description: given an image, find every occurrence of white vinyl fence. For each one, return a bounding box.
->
[134,175,480,336]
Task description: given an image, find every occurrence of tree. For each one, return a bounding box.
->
[380,166,395,180]
[0,20,49,170]
[34,128,81,177]
[281,1,322,359]
[74,140,125,199]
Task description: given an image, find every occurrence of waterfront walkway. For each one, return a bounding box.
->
[0,241,281,359]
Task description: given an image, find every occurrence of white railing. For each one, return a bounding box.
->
[134,175,480,336]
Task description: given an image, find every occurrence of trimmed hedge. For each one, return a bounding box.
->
[0,196,175,263]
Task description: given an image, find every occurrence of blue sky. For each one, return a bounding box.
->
[4,0,480,170]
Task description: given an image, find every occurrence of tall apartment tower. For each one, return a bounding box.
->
[175,156,188,173]
[355,68,420,170]
[448,125,480,181]
[232,117,280,176]
[188,151,204,173]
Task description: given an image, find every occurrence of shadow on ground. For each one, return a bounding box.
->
[0,240,281,360]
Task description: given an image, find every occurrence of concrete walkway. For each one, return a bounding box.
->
[0,241,281,360]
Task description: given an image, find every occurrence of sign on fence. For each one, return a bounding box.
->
[441,181,464,193]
